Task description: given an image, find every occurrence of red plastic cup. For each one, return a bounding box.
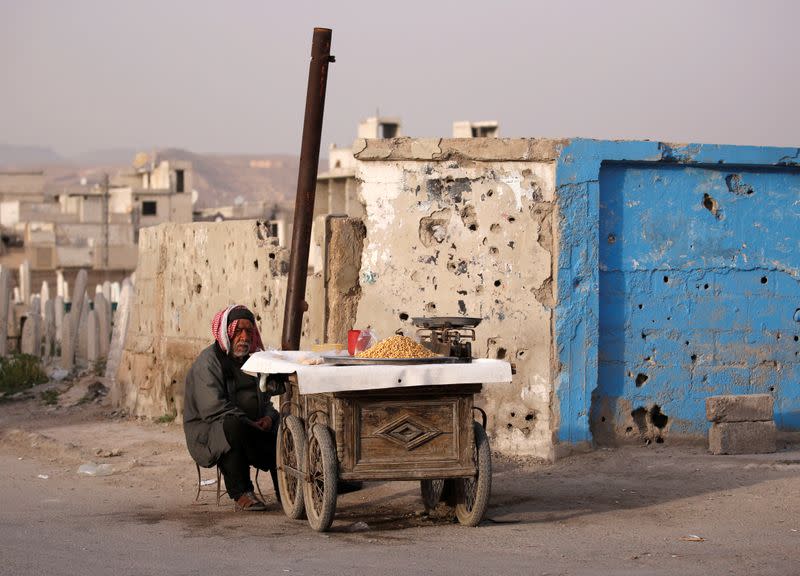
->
[347,329,362,356]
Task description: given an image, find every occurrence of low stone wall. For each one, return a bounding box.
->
[113,218,365,419]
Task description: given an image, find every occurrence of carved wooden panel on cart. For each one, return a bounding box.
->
[334,385,480,480]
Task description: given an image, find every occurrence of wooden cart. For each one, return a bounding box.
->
[275,376,492,532]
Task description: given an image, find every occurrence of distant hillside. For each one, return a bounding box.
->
[0,144,65,167]
[157,148,300,210]
[1,145,306,211]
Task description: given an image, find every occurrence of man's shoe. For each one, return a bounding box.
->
[235,491,267,512]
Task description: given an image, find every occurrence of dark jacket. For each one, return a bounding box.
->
[183,343,279,468]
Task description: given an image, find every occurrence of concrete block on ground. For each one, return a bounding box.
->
[706,394,774,423]
[708,421,776,455]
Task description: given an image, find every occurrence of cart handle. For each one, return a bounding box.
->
[472,406,488,430]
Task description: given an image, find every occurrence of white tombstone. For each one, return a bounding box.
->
[13,287,20,304]
[111,282,121,304]
[87,309,100,363]
[60,311,74,370]
[94,293,111,357]
[70,270,88,353]
[56,270,65,299]
[54,296,64,344]
[0,268,11,356]
[63,280,70,303]
[20,295,41,356]
[18,261,30,306]
[43,299,55,360]
[102,281,112,302]
[76,293,90,362]
[106,278,133,381]
[40,281,50,305]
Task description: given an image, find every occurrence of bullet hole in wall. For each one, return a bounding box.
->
[253,259,259,269]
[399,312,409,321]
[777,333,782,340]
[468,224,478,231]
[457,290,467,295]
[269,253,275,259]
[703,193,720,218]
[635,373,649,387]
[704,284,709,290]
[769,386,775,392]
[458,300,466,314]
[525,413,534,421]
[424,302,437,312]
[600,416,606,422]
[794,336,799,342]
[508,241,515,249]
[496,348,507,359]
[608,234,616,244]
[195,283,202,294]
[691,354,697,363]
[641,332,647,340]
[489,247,499,255]
[494,280,502,287]
[490,223,501,233]
[508,216,516,223]
[650,405,668,429]
[761,276,768,284]
[487,189,494,197]
[638,304,643,309]
[517,349,527,359]
[663,276,669,283]
[510,412,516,417]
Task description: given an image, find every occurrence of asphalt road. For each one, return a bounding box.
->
[2,401,800,575]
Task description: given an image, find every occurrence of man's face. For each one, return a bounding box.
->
[231,319,254,358]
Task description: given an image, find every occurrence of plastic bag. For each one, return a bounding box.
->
[355,328,378,354]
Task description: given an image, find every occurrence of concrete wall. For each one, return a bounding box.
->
[353,138,562,459]
[113,220,330,418]
[554,140,800,450]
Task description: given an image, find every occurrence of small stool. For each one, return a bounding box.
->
[194,463,269,505]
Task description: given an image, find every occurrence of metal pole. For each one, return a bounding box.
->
[281,27,334,351]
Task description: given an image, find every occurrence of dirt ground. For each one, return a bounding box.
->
[1,379,799,576]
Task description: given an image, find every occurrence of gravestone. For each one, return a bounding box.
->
[60,311,74,370]
[0,268,11,356]
[87,309,100,363]
[94,292,111,357]
[18,261,30,305]
[76,293,90,362]
[106,278,133,381]
[43,299,56,360]
[70,270,88,355]
[20,295,41,356]
[54,296,64,344]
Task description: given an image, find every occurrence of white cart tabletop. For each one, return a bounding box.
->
[242,350,513,395]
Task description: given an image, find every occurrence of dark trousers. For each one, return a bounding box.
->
[218,414,279,501]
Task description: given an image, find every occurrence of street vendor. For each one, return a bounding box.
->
[183,304,281,511]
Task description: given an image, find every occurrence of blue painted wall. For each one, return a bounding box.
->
[554,140,800,445]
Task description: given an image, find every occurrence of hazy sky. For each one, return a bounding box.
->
[2,0,799,156]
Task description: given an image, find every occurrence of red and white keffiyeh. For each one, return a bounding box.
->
[211,304,264,354]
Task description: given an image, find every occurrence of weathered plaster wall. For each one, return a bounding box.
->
[114,220,327,418]
[353,138,563,459]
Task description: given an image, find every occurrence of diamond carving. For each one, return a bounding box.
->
[374,413,442,451]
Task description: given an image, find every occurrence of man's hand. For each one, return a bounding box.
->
[254,416,273,431]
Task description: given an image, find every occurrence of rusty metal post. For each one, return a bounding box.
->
[281,27,334,351]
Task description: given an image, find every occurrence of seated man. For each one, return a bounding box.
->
[184,304,280,511]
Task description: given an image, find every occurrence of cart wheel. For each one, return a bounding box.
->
[455,421,492,527]
[303,423,338,532]
[420,479,444,511]
[277,415,306,519]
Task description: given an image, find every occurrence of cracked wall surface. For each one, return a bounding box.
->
[354,138,561,459]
